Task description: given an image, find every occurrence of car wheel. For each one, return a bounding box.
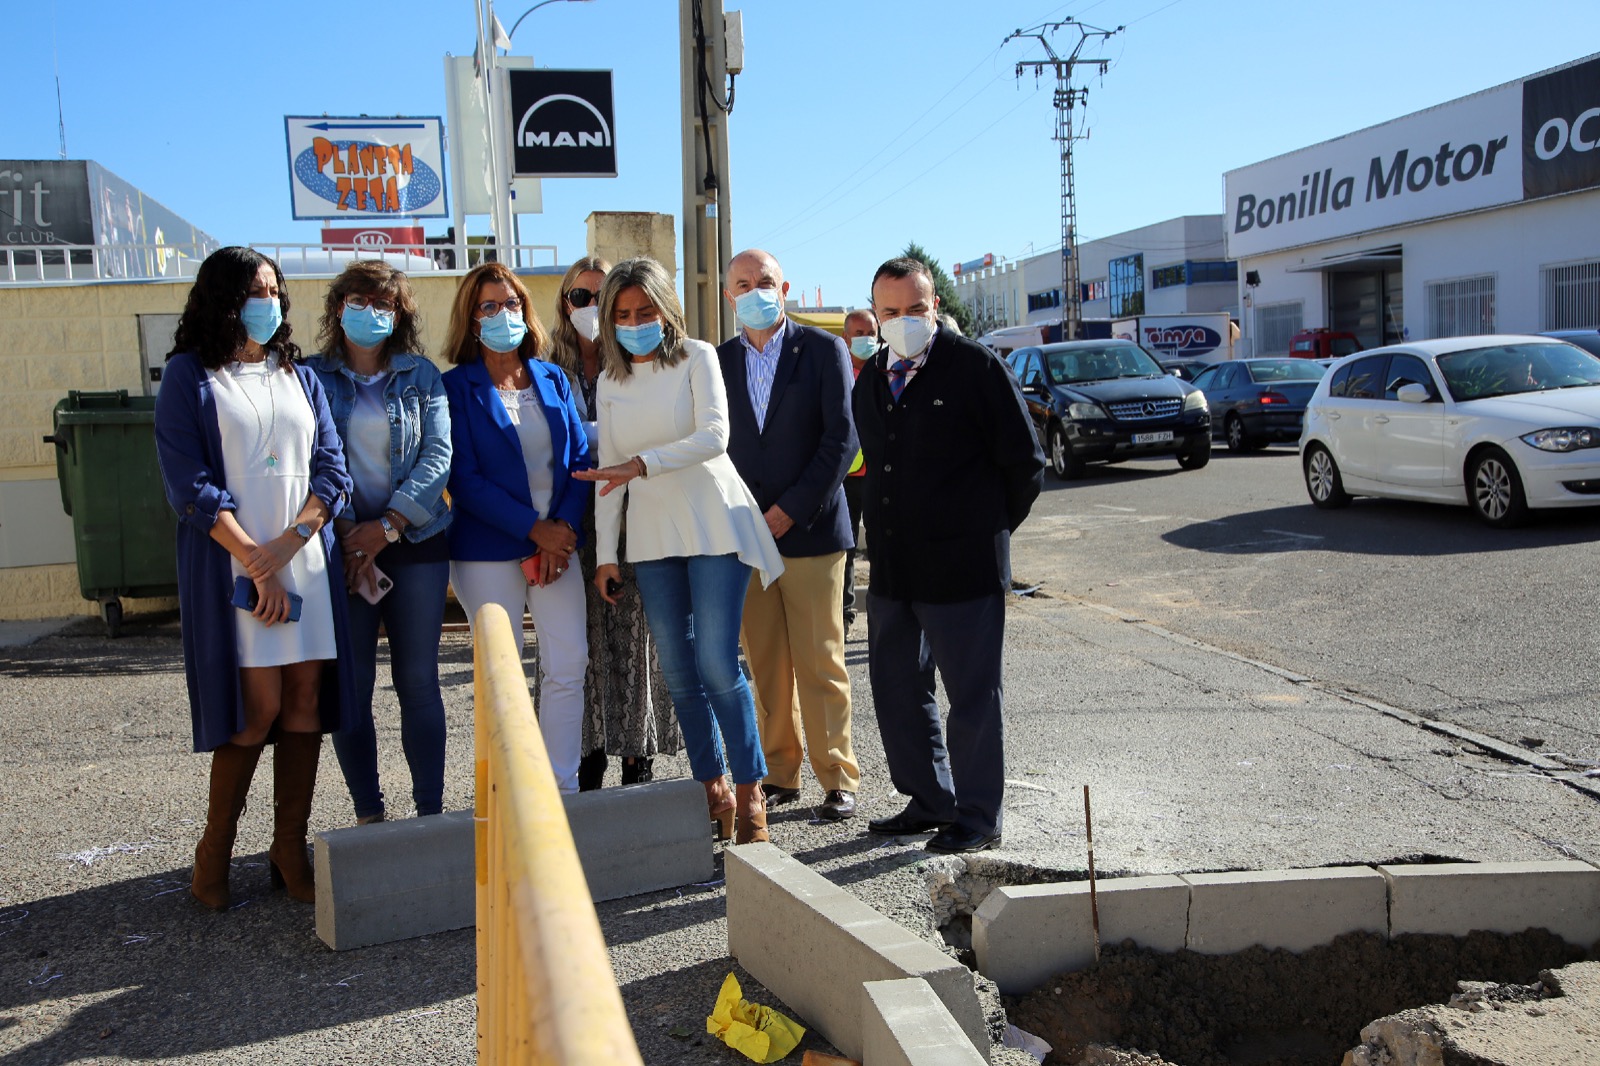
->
[1304,444,1350,509]
[1468,447,1528,528]
[1225,414,1251,453]
[1048,424,1082,480]
[1177,436,1211,470]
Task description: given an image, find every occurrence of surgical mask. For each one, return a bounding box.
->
[570,304,601,342]
[849,335,878,359]
[734,287,784,331]
[615,321,664,357]
[478,308,527,353]
[880,315,934,359]
[240,297,283,346]
[341,304,396,349]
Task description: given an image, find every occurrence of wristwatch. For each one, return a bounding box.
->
[380,516,401,544]
[292,522,314,541]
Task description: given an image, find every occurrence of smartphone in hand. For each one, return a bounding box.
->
[356,564,393,605]
[231,575,302,622]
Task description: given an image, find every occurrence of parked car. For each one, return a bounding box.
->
[1299,335,1600,527]
[1007,340,1211,479]
[1290,328,1362,360]
[1159,358,1210,382]
[1541,329,1600,358]
[1190,358,1327,452]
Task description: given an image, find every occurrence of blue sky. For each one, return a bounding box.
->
[9,1,1599,311]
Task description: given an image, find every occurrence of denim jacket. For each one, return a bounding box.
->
[306,352,453,542]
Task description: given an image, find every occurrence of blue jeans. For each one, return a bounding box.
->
[331,556,451,818]
[633,554,766,785]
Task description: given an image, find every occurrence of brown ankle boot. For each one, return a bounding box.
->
[703,776,735,841]
[191,741,265,911]
[268,731,321,903]
[735,782,768,845]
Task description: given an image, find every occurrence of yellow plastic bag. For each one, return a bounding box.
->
[706,972,806,1063]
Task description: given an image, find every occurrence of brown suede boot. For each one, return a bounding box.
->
[267,731,321,903]
[704,776,735,841]
[735,782,768,845]
[191,741,265,911]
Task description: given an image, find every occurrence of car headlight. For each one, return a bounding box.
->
[1520,427,1600,452]
[1183,389,1207,412]
[1066,401,1107,420]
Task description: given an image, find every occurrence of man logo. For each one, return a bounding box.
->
[517,95,613,149]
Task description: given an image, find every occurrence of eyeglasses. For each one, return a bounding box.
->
[345,295,397,313]
[565,287,598,308]
[476,296,523,317]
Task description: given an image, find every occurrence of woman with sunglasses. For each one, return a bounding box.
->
[547,257,681,790]
[575,257,782,843]
[306,261,452,826]
[442,262,590,792]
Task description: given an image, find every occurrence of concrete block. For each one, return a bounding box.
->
[315,778,715,951]
[1183,867,1386,955]
[973,875,1189,994]
[1380,860,1600,947]
[862,978,987,1066]
[725,843,988,1062]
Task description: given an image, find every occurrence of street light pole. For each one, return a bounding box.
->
[475,0,514,259]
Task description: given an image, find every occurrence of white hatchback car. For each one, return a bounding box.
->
[1299,335,1600,527]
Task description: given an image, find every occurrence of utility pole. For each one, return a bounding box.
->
[1005,19,1120,340]
[679,0,738,342]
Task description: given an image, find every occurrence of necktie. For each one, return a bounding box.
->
[888,359,915,402]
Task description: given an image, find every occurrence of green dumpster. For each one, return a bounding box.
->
[44,390,177,636]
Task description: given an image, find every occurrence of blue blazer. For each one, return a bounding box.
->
[716,318,857,558]
[442,357,591,562]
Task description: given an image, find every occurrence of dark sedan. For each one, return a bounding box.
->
[1007,340,1211,479]
[1190,358,1327,452]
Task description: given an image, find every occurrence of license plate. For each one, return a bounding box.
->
[1132,431,1174,444]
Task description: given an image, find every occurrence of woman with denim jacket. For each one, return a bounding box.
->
[306,261,453,824]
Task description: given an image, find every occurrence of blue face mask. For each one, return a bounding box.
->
[849,335,878,359]
[341,304,396,349]
[478,309,527,353]
[240,297,283,346]
[734,287,784,331]
[615,320,664,357]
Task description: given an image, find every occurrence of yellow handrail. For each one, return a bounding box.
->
[473,603,644,1065]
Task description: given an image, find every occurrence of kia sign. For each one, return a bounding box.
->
[508,70,617,178]
[321,226,426,252]
[285,116,448,220]
[1523,55,1600,200]
[1224,53,1600,259]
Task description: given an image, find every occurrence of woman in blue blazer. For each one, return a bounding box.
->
[442,262,591,792]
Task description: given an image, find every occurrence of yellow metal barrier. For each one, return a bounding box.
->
[473,603,644,1065]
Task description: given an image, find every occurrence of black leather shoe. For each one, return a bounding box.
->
[815,790,856,821]
[925,826,1002,854]
[867,810,950,836]
[765,785,802,807]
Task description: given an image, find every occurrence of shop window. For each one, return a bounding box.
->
[1082,278,1107,302]
[1027,288,1061,313]
[1427,275,1496,338]
[1255,301,1303,355]
[1542,260,1600,330]
[1109,254,1144,317]
[1187,260,1238,285]
[1152,264,1186,290]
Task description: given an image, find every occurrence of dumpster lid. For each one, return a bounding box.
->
[53,390,157,424]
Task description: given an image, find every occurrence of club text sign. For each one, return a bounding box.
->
[285,116,448,220]
[508,70,617,178]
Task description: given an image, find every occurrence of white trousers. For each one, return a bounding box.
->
[451,559,588,793]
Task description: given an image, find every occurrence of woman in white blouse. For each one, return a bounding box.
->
[577,257,783,843]
[441,263,591,793]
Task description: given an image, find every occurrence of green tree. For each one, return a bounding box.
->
[901,241,975,337]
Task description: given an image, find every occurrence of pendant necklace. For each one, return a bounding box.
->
[235,354,280,468]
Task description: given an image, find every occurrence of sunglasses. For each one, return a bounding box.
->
[565,287,598,308]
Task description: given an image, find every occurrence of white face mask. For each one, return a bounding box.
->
[570,304,601,342]
[880,315,935,360]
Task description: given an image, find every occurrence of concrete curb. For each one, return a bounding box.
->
[725,843,989,1063]
[971,860,1600,994]
[862,978,987,1066]
[314,778,713,951]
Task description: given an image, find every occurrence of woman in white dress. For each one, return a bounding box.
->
[155,246,354,910]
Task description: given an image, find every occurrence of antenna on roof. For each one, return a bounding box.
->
[52,2,67,158]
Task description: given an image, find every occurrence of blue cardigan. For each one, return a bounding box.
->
[154,350,358,752]
[442,357,592,562]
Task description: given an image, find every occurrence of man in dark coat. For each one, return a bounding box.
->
[717,248,862,821]
[852,256,1045,853]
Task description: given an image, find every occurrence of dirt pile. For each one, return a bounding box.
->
[1008,929,1588,1066]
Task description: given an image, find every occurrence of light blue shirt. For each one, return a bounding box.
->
[739,319,786,431]
[347,373,393,520]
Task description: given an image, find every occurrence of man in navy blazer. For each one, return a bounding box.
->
[717,249,861,821]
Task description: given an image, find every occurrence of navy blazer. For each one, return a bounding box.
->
[716,317,857,558]
[442,357,591,562]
